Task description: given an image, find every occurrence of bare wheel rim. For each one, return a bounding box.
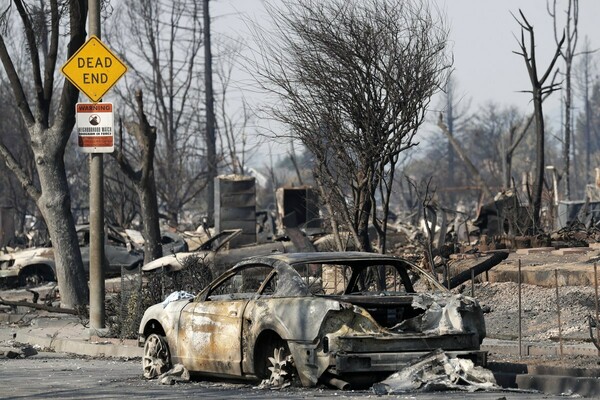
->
[142,333,170,379]
[266,346,293,387]
[20,270,45,287]
[25,274,42,287]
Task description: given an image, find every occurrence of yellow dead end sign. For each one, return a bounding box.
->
[61,35,127,103]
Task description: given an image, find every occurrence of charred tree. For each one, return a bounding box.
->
[574,37,596,195]
[113,91,162,264]
[0,0,89,308]
[109,0,207,227]
[254,0,451,251]
[513,10,564,232]
[549,0,579,200]
[437,114,494,200]
[204,0,217,225]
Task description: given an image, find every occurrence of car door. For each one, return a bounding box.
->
[180,265,272,376]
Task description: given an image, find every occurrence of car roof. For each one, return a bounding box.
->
[236,251,446,288]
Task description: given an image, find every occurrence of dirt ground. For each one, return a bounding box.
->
[429,246,600,370]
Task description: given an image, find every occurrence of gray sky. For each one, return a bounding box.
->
[441,0,600,119]
[211,0,600,158]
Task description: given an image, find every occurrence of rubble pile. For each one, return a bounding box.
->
[0,341,39,359]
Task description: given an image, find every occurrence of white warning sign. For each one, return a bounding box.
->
[76,102,114,153]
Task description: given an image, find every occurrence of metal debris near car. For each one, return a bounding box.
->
[372,348,498,394]
[139,251,487,389]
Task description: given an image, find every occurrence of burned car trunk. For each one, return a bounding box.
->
[138,252,486,389]
[318,293,486,386]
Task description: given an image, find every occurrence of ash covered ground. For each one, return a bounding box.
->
[470,281,598,342]
[467,281,600,369]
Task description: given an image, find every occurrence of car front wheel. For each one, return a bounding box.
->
[142,333,171,379]
[18,265,55,288]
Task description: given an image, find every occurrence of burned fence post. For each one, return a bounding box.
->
[518,258,522,358]
[595,263,600,356]
[555,269,564,358]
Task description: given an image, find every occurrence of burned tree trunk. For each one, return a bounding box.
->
[114,91,162,264]
[0,0,89,308]
[513,10,564,232]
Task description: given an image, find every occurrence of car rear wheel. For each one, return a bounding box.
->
[256,334,296,387]
[267,345,294,386]
[143,333,171,379]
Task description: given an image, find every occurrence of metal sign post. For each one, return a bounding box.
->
[61,0,127,333]
[88,0,105,333]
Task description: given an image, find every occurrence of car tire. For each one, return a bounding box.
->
[18,266,55,288]
[142,333,171,379]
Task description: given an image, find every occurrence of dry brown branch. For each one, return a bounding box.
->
[0,297,79,315]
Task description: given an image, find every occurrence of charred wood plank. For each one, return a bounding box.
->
[445,251,509,290]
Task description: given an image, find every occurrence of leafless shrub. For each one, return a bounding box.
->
[106,256,213,339]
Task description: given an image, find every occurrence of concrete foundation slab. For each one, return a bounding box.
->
[551,247,592,255]
[515,247,555,255]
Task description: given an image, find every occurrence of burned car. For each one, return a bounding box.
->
[138,252,486,389]
[141,229,296,277]
[0,225,188,287]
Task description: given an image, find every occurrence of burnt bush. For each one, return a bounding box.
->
[106,255,213,339]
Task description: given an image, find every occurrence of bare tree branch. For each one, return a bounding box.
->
[253,0,451,250]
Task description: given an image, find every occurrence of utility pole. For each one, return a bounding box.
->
[204,0,216,225]
[88,0,106,332]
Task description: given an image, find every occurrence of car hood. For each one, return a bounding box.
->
[142,251,214,273]
[0,247,54,262]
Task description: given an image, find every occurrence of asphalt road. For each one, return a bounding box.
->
[0,353,570,400]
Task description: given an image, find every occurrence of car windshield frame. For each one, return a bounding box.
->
[197,254,448,302]
[287,256,448,295]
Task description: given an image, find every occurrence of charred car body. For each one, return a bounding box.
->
[139,252,486,388]
[0,225,188,287]
[141,229,296,277]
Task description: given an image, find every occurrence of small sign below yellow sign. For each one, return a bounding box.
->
[61,36,127,103]
[76,102,114,153]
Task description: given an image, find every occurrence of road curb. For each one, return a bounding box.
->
[14,330,143,359]
[7,318,600,397]
[516,374,600,397]
[485,339,600,397]
[482,338,599,357]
